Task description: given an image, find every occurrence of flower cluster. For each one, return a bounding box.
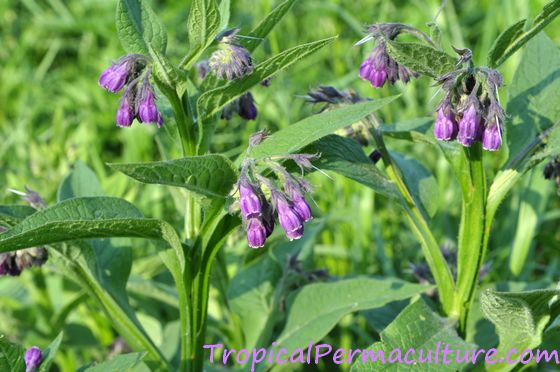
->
[25,346,42,372]
[357,24,418,88]
[234,137,317,248]
[543,155,560,190]
[99,55,163,128]
[209,29,254,81]
[433,66,505,151]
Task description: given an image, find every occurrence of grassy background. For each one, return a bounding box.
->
[1,0,559,369]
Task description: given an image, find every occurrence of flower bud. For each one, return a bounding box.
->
[434,108,457,141]
[237,92,257,120]
[137,83,163,127]
[116,93,135,127]
[99,61,129,93]
[239,179,262,218]
[457,104,480,147]
[25,346,42,372]
[274,193,304,241]
[246,217,267,248]
[209,42,253,80]
[359,50,387,88]
[482,121,502,151]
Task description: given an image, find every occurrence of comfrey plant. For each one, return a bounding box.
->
[1,1,560,371]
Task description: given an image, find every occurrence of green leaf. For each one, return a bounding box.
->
[392,152,439,218]
[382,117,434,144]
[39,332,63,372]
[77,352,146,371]
[250,97,399,159]
[385,41,456,78]
[0,335,25,372]
[0,205,36,227]
[108,154,238,198]
[481,288,560,371]
[241,0,298,52]
[218,0,230,32]
[57,160,103,201]
[306,135,400,203]
[506,32,560,161]
[183,0,221,69]
[275,277,432,354]
[351,299,472,371]
[116,0,167,54]
[488,0,560,67]
[197,36,336,120]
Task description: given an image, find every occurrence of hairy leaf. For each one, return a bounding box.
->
[116,0,167,54]
[275,277,432,355]
[0,336,25,372]
[352,299,472,371]
[39,332,63,372]
[250,97,398,159]
[183,0,221,68]
[0,205,36,227]
[77,352,146,371]
[481,288,560,371]
[197,37,336,120]
[386,41,455,78]
[487,20,525,67]
[109,154,238,198]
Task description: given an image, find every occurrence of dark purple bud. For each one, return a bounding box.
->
[369,149,382,164]
[274,193,304,241]
[434,108,457,141]
[116,94,135,127]
[457,104,480,147]
[25,346,42,372]
[482,121,502,151]
[137,83,163,127]
[246,217,267,248]
[99,61,129,93]
[292,195,312,222]
[209,43,253,80]
[195,60,210,80]
[238,92,257,120]
[239,178,262,218]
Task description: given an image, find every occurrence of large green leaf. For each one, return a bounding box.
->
[385,41,455,78]
[306,135,400,203]
[197,37,336,120]
[250,97,399,159]
[506,33,560,161]
[0,336,25,372]
[77,352,146,371]
[0,205,36,227]
[183,0,221,69]
[109,154,238,198]
[57,161,103,201]
[487,0,560,67]
[351,299,472,371]
[481,288,560,371]
[274,277,432,355]
[116,0,167,54]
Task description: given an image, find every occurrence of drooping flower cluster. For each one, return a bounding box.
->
[543,155,560,191]
[234,135,317,248]
[99,55,163,128]
[25,346,42,372]
[209,29,254,81]
[434,64,505,151]
[357,24,419,88]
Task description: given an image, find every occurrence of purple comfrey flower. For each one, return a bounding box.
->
[99,61,129,93]
[246,217,267,248]
[482,121,502,151]
[116,92,135,127]
[25,346,42,372]
[238,177,262,218]
[272,191,304,241]
[209,30,254,81]
[434,107,457,141]
[238,92,257,120]
[284,180,313,222]
[137,82,163,127]
[359,43,388,88]
[457,104,481,147]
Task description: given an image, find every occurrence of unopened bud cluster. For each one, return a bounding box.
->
[99,54,163,128]
[235,134,317,248]
[209,29,254,81]
[434,66,505,151]
[358,24,418,88]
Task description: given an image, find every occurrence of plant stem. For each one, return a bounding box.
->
[368,115,456,315]
[455,145,486,334]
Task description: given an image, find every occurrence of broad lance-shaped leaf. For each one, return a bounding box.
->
[116,0,167,54]
[481,288,560,372]
[250,97,399,159]
[274,277,432,356]
[0,336,25,372]
[0,197,183,262]
[182,0,221,69]
[109,154,238,198]
[0,205,36,227]
[77,352,146,371]
[197,36,336,120]
[351,299,472,371]
[386,41,455,78]
[305,135,400,203]
[488,0,560,67]
[39,332,63,372]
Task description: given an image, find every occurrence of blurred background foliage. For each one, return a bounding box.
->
[1,0,559,370]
